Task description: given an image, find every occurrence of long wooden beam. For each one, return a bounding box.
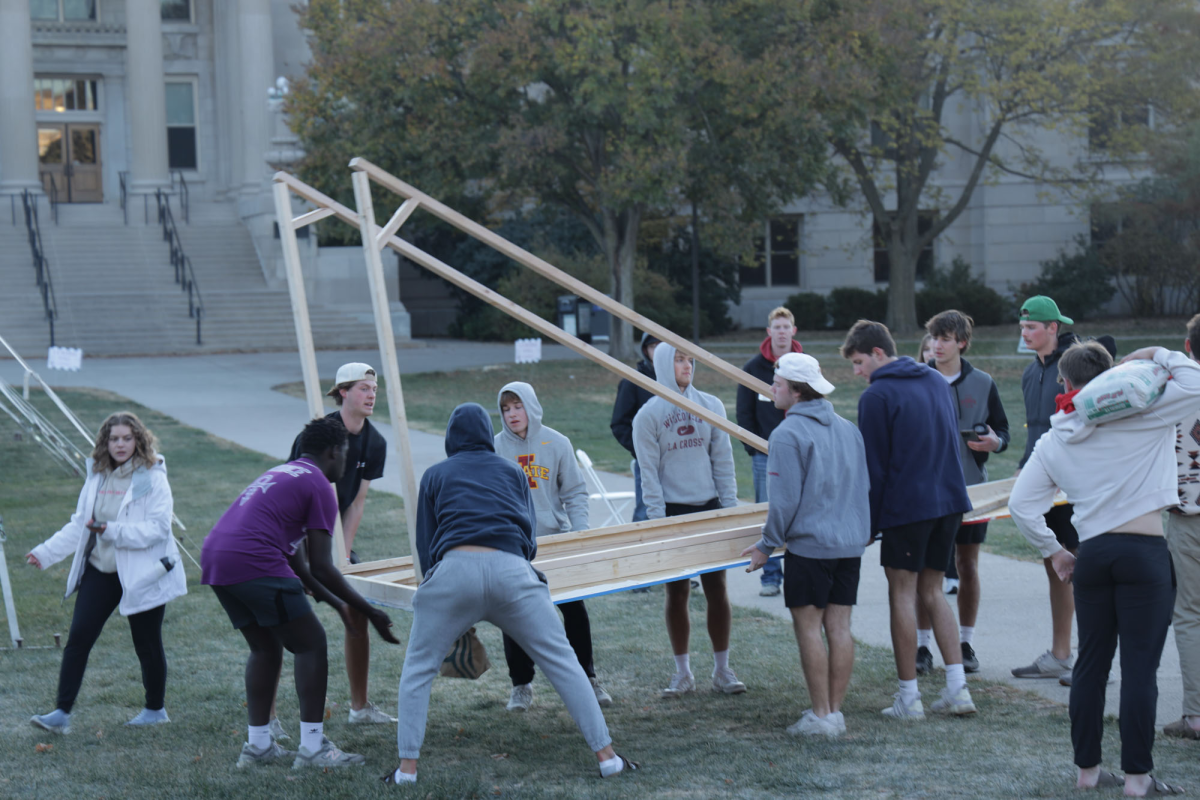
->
[271,171,769,453]
[347,157,774,400]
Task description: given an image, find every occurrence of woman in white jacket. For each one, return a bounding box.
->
[26,412,187,734]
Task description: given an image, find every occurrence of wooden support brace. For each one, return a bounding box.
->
[292,207,335,230]
[375,197,420,250]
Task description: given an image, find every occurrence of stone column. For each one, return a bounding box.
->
[238,0,274,192]
[125,0,170,193]
[0,0,41,194]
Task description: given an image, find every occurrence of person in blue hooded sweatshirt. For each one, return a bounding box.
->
[840,320,974,721]
[389,403,636,785]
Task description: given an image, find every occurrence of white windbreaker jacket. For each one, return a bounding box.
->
[30,456,187,616]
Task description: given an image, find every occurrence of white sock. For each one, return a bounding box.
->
[247,724,271,750]
[599,755,624,777]
[946,663,966,694]
[899,678,920,705]
[960,626,975,645]
[916,629,932,649]
[300,720,324,754]
[673,654,691,675]
[713,650,730,672]
[392,768,417,783]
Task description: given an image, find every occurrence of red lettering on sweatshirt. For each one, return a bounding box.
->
[515,454,550,488]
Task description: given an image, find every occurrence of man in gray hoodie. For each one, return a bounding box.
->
[633,343,744,698]
[494,382,612,712]
[741,353,870,737]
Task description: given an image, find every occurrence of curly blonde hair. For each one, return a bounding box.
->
[90,412,159,473]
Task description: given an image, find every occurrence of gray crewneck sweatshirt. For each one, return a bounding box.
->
[632,344,737,519]
[89,459,137,573]
[494,382,590,537]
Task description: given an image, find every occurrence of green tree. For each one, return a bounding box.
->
[289,0,826,357]
[805,0,1200,332]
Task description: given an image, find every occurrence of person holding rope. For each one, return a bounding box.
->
[27,411,187,734]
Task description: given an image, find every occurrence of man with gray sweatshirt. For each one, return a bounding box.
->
[633,343,745,698]
[741,353,871,737]
[494,382,612,712]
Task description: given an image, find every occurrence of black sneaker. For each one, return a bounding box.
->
[961,642,979,673]
[349,550,361,565]
[915,646,934,676]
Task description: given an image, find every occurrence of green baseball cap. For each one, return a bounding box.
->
[1020,296,1073,325]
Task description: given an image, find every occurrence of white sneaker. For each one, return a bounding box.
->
[292,735,365,768]
[828,710,846,734]
[711,667,746,695]
[268,717,290,742]
[236,740,294,767]
[348,702,396,724]
[126,707,170,726]
[944,577,960,594]
[930,684,977,715]
[590,677,613,707]
[506,683,533,712]
[786,710,840,737]
[661,671,695,699]
[881,692,925,719]
[1011,650,1073,679]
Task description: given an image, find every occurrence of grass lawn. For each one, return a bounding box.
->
[5,389,1200,798]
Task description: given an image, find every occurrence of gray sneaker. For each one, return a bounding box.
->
[661,671,696,699]
[930,685,977,716]
[590,677,613,707]
[348,702,396,724]
[506,683,533,712]
[292,736,365,769]
[1012,650,1073,679]
[759,583,781,597]
[237,740,295,768]
[30,710,71,735]
[881,692,925,720]
[269,717,290,742]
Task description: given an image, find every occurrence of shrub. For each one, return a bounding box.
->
[828,287,888,330]
[916,257,1013,327]
[784,292,828,330]
[1015,236,1115,321]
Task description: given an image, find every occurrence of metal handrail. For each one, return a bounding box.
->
[154,190,204,344]
[20,190,58,346]
[119,170,128,225]
[171,171,189,224]
[38,172,58,225]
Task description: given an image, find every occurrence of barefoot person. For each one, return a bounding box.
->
[1010,341,1200,796]
[495,382,613,711]
[28,412,186,734]
[390,403,635,784]
[634,343,745,698]
[202,416,399,769]
[740,354,870,737]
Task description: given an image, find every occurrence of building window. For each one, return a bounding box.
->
[874,212,936,283]
[1089,103,1154,153]
[741,216,803,288]
[30,0,97,21]
[165,81,197,170]
[34,78,99,112]
[161,0,190,21]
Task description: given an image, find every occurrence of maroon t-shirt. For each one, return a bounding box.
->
[200,458,339,586]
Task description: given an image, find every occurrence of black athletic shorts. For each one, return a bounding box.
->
[1045,503,1079,551]
[956,520,988,546]
[880,513,962,573]
[211,576,312,629]
[665,498,722,518]
[784,552,861,609]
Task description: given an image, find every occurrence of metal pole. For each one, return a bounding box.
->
[0,518,23,648]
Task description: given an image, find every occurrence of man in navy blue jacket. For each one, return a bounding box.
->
[841,320,975,720]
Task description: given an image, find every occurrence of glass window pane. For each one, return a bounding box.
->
[30,0,58,20]
[70,128,97,164]
[87,80,98,110]
[771,253,798,286]
[53,79,66,111]
[167,127,197,169]
[165,83,194,125]
[740,254,767,287]
[770,218,799,254]
[38,128,64,163]
[62,0,96,20]
[161,0,190,21]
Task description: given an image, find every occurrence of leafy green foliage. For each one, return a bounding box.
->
[916,257,1013,327]
[828,287,889,330]
[1017,236,1116,321]
[785,292,829,331]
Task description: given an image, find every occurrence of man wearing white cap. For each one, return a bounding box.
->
[285,362,393,726]
[740,353,871,737]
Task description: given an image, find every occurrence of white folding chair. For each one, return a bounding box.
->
[576,449,636,527]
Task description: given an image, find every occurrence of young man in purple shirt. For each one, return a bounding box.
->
[202,417,399,769]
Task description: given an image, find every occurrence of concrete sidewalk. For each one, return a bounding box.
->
[1,342,1187,728]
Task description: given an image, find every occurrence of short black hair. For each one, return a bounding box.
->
[297,416,347,457]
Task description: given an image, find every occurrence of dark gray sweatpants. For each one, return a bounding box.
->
[396,549,612,759]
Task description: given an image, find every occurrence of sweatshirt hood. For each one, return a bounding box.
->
[445,403,496,456]
[653,343,701,402]
[1042,331,1081,365]
[759,337,804,363]
[497,381,544,441]
[786,398,835,426]
[1050,405,1097,444]
[870,356,930,383]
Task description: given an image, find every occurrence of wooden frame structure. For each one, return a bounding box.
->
[270,159,1023,603]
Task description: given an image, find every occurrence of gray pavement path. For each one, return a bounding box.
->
[1,342,1187,727]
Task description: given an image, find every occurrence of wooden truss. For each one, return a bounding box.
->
[270,160,1022,603]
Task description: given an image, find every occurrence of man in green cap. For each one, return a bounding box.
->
[1012,296,1080,681]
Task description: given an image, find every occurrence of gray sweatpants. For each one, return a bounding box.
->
[396,549,612,759]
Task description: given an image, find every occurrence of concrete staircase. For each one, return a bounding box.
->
[2,200,384,359]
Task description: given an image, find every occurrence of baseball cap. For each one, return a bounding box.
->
[326,362,377,397]
[775,353,835,395]
[1020,296,1073,325]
